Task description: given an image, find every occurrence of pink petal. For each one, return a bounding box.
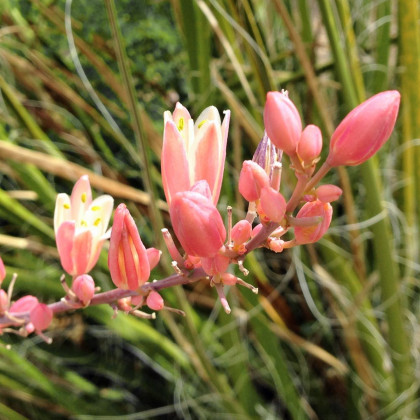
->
[70,175,92,221]
[193,122,221,200]
[146,248,161,270]
[146,291,164,311]
[10,295,39,313]
[172,102,192,125]
[30,303,53,332]
[124,212,150,287]
[72,229,93,276]
[161,121,191,205]
[56,221,76,275]
[108,204,126,288]
[0,256,5,284]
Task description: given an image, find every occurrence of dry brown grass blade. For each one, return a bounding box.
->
[0,141,168,211]
[0,234,58,257]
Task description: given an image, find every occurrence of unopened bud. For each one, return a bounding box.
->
[108,204,150,290]
[221,273,237,286]
[72,274,95,306]
[294,201,332,244]
[170,188,226,258]
[251,223,263,238]
[259,187,287,223]
[264,91,302,155]
[327,91,400,167]
[297,124,322,163]
[231,220,252,246]
[146,291,164,311]
[9,295,39,313]
[315,185,342,203]
[239,160,270,202]
[30,303,53,332]
[268,238,284,253]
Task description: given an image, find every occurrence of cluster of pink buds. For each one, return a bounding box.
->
[0,257,53,343]
[0,90,400,341]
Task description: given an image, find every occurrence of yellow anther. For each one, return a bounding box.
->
[198,119,207,129]
[81,193,87,203]
[63,203,70,209]
[177,117,184,131]
[80,220,87,227]
[94,218,101,226]
[91,206,101,211]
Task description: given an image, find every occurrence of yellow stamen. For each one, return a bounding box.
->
[177,117,184,131]
[91,206,101,211]
[198,119,207,129]
[80,220,87,227]
[94,218,101,226]
[63,203,70,209]
[81,193,87,203]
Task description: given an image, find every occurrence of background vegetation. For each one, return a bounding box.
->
[0,0,419,418]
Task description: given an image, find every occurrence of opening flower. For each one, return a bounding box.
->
[54,175,113,277]
[161,103,230,205]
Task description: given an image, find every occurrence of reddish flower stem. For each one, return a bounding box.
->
[0,268,208,325]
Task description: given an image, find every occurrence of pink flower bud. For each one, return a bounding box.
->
[0,257,5,284]
[221,273,237,286]
[268,239,284,253]
[170,190,226,258]
[0,290,8,314]
[72,274,95,306]
[131,295,144,306]
[30,303,53,332]
[294,201,333,244]
[117,297,132,312]
[251,223,263,238]
[146,248,161,270]
[231,220,252,246]
[146,291,164,311]
[327,91,400,167]
[297,125,322,163]
[201,254,230,276]
[238,160,270,202]
[264,91,302,155]
[108,204,150,290]
[259,187,287,223]
[9,295,39,313]
[315,185,342,203]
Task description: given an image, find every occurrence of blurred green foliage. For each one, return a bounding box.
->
[0,0,419,419]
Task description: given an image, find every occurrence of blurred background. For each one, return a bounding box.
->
[0,0,419,418]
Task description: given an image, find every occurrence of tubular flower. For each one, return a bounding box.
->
[54,176,113,276]
[108,204,150,291]
[161,103,230,205]
[170,185,226,258]
[327,91,400,167]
